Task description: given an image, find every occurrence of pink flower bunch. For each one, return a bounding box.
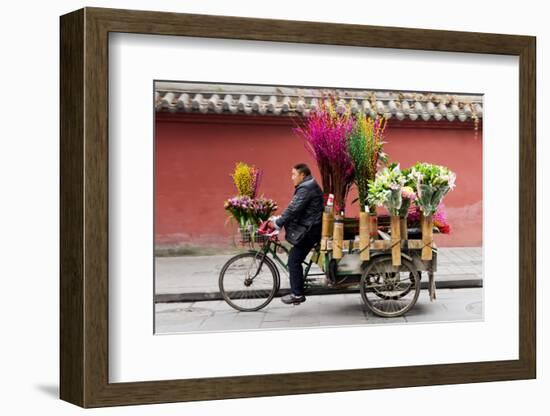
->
[250,166,262,199]
[293,94,355,212]
[407,203,452,234]
[433,203,452,234]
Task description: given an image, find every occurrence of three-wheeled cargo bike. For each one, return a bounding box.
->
[219,215,438,318]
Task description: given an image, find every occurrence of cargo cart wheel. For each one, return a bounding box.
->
[360,255,420,317]
[371,271,417,300]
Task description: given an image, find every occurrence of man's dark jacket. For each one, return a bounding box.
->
[275,174,324,241]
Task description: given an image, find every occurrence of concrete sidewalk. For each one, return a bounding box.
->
[155,247,482,303]
[155,287,483,334]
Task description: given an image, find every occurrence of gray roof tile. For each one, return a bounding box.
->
[155,82,483,121]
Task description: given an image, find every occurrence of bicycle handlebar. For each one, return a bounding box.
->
[259,229,280,238]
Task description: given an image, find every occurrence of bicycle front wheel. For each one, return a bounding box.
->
[219,252,280,312]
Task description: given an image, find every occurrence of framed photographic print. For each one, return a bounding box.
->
[60,6,536,408]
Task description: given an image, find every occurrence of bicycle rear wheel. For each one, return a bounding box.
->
[219,252,280,312]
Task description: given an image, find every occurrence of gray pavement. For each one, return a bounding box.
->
[154,247,483,302]
[155,287,483,334]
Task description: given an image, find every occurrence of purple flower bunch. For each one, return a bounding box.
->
[252,196,278,221]
[224,195,278,228]
[224,195,254,228]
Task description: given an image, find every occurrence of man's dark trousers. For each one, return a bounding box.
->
[287,223,322,297]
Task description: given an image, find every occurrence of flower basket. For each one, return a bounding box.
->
[238,226,269,244]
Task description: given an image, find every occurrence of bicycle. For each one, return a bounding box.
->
[218,229,324,311]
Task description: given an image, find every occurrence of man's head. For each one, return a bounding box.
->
[291,163,311,187]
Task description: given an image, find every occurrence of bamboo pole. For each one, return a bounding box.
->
[359,211,370,260]
[323,208,334,235]
[332,213,344,259]
[321,210,333,251]
[421,212,434,260]
[390,215,401,266]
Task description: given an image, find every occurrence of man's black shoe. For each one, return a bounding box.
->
[281,293,306,305]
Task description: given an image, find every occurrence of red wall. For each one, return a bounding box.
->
[155,113,482,248]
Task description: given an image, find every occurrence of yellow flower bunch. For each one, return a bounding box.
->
[347,112,388,213]
[364,115,387,175]
[356,115,387,147]
[231,162,254,197]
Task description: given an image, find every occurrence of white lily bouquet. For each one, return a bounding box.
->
[410,162,456,216]
[367,163,408,216]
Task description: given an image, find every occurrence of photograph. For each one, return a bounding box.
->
[55,5,537,409]
[153,80,484,334]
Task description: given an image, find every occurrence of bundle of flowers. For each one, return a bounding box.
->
[230,162,262,198]
[223,195,278,241]
[347,112,388,213]
[367,164,407,216]
[250,196,278,224]
[224,162,277,241]
[407,203,452,234]
[224,195,256,229]
[398,166,418,217]
[293,94,355,213]
[409,162,456,216]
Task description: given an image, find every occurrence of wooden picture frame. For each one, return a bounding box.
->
[60,6,536,408]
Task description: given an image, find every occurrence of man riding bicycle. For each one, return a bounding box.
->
[268,163,324,305]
